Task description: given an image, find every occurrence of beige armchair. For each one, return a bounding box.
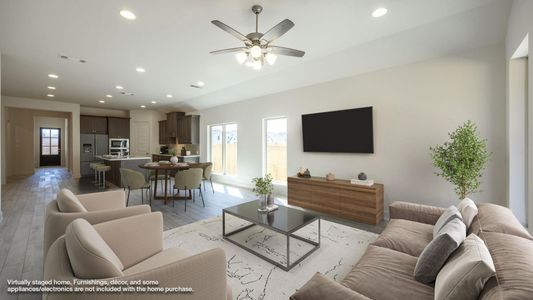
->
[43,212,231,300]
[44,189,151,259]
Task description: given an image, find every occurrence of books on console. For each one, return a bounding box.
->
[350,179,374,186]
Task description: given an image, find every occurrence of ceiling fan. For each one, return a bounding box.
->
[210,4,305,70]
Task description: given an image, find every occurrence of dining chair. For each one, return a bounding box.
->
[149,170,169,193]
[202,163,214,194]
[120,168,152,206]
[173,168,204,211]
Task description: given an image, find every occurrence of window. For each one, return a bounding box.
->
[41,128,60,155]
[264,117,287,184]
[209,123,238,176]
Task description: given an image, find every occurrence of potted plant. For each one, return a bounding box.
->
[169,149,178,164]
[430,120,490,200]
[252,174,274,212]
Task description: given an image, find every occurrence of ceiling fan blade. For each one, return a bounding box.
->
[211,20,251,44]
[261,19,294,43]
[269,46,305,57]
[210,47,248,54]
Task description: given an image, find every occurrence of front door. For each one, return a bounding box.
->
[40,128,61,166]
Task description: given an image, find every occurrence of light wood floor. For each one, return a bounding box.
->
[0,167,385,299]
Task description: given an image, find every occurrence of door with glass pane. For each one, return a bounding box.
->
[40,128,61,166]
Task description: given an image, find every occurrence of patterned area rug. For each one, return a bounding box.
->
[163,214,378,300]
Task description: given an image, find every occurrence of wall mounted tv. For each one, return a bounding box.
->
[302,106,374,153]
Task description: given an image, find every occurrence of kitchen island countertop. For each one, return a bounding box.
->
[95,155,152,161]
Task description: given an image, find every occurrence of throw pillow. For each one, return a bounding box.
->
[414,218,466,283]
[65,219,124,279]
[457,198,478,229]
[433,205,462,237]
[435,234,495,300]
[57,189,87,212]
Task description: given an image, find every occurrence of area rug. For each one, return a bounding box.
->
[163,214,378,300]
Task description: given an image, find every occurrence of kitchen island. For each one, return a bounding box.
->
[95,155,151,187]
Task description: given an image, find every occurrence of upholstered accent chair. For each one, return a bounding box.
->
[43,212,231,300]
[173,168,205,211]
[43,189,151,259]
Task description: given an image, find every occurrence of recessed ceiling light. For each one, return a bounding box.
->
[151,101,157,104]
[196,81,205,87]
[48,74,58,79]
[120,10,136,20]
[140,105,146,108]
[47,86,56,90]
[166,94,173,98]
[47,94,55,97]
[372,7,388,18]
[99,100,106,103]
[116,85,124,90]
[106,94,112,98]
[136,67,146,73]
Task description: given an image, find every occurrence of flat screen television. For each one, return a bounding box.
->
[302,106,374,153]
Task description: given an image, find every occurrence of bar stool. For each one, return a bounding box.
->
[95,164,111,189]
[90,162,105,186]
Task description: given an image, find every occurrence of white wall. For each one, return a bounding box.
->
[1,96,81,178]
[506,0,533,229]
[197,44,506,210]
[80,106,129,118]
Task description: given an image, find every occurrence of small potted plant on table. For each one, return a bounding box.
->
[252,174,274,212]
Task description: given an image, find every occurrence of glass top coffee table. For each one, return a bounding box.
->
[223,200,320,271]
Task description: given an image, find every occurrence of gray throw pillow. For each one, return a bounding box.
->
[414,218,466,283]
[433,205,462,237]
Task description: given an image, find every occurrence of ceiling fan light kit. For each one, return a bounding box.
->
[211,4,305,70]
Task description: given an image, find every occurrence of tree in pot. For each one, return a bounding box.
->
[430,120,491,200]
[252,174,274,211]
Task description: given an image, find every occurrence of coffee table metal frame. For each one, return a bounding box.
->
[222,207,321,271]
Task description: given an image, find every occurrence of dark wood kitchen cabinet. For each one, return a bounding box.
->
[158,120,175,145]
[166,112,185,138]
[177,115,199,144]
[80,115,108,134]
[107,117,130,139]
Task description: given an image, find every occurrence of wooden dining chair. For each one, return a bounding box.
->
[172,168,204,211]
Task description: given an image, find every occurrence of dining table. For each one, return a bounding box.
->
[139,162,190,204]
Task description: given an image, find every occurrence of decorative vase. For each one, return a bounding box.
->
[358,172,367,180]
[258,194,268,212]
[170,156,179,164]
[326,173,335,181]
[267,194,274,207]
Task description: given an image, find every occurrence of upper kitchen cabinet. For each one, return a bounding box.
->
[177,115,200,144]
[166,112,185,138]
[158,120,175,145]
[107,117,130,139]
[80,115,108,134]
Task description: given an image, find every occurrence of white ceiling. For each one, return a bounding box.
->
[0,0,510,112]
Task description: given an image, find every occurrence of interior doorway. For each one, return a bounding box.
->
[40,127,61,166]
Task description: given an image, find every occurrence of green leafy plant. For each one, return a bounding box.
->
[169,149,177,156]
[252,174,274,196]
[430,120,490,199]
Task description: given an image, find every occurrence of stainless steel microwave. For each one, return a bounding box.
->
[109,138,129,149]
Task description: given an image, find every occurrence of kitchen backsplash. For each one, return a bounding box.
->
[170,144,200,155]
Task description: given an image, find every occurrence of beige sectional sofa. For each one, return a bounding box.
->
[291,201,533,300]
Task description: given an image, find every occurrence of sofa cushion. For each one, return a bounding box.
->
[433,205,462,237]
[478,232,533,300]
[435,234,495,300]
[65,219,124,279]
[414,218,466,283]
[290,273,371,300]
[469,203,532,240]
[371,219,433,257]
[57,189,87,213]
[123,247,189,276]
[341,245,433,300]
[457,198,478,229]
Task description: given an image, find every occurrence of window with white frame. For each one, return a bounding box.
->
[264,117,287,184]
[209,123,237,176]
